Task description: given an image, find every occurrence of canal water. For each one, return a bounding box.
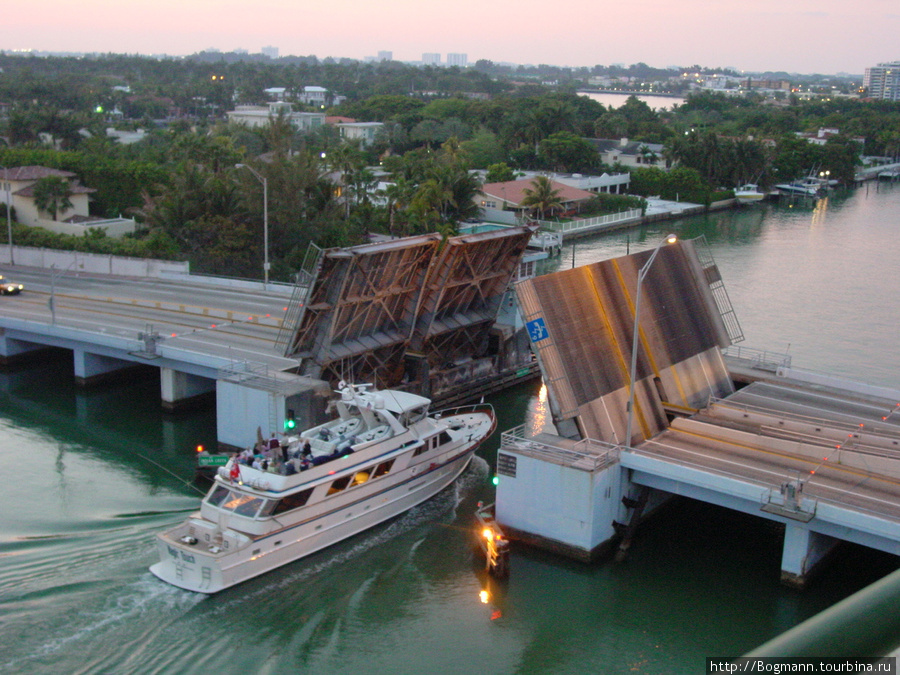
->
[578,91,685,110]
[2,184,899,674]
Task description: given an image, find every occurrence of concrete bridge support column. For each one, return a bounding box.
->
[0,332,51,366]
[73,350,143,386]
[780,524,840,589]
[160,368,215,412]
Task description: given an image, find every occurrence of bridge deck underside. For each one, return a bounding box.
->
[285,228,534,387]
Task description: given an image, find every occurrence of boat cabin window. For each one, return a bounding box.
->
[270,488,314,516]
[417,431,452,454]
[205,485,231,507]
[372,459,394,478]
[327,474,353,495]
[208,488,267,518]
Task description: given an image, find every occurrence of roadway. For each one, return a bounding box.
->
[0,265,301,373]
[623,379,900,550]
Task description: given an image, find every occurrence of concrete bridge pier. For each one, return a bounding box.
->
[780,524,840,589]
[215,376,331,452]
[160,368,216,412]
[73,349,143,387]
[0,332,52,366]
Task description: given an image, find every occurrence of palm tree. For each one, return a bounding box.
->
[32,175,74,221]
[639,144,659,167]
[520,175,563,221]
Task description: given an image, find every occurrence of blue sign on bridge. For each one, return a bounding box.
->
[526,317,549,342]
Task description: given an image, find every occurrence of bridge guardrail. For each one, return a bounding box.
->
[500,425,619,471]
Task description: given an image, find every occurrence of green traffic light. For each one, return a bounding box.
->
[285,419,296,430]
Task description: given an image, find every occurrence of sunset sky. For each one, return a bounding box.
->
[2,0,896,74]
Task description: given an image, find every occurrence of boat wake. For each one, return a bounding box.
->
[0,575,204,673]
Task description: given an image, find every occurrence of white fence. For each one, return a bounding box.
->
[0,245,189,277]
[32,217,136,238]
[537,208,642,234]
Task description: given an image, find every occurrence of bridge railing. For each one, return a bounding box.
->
[500,425,619,471]
[723,345,792,372]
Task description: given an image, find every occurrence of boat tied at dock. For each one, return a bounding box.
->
[150,383,496,593]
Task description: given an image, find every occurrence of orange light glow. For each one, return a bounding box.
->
[479,590,489,604]
[483,528,493,540]
[196,445,204,453]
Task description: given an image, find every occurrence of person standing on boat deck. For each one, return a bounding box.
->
[280,441,289,464]
[302,440,312,458]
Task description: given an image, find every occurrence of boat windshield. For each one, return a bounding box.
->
[206,484,269,518]
[398,405,429,427]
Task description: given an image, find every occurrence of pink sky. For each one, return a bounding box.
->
[2,0,897,74]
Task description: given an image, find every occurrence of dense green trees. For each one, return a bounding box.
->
[379,141,482,236]
[2,52,899,280]
[538,132,602,173]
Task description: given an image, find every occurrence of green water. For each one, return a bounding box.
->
[1,185,899,674]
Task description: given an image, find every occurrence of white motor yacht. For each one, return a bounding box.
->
[150,383,496,593]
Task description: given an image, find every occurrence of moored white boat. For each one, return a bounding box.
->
[735,184,766,204]
[776,175,825,197]
[150,383,496,593]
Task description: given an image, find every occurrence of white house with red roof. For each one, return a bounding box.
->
[478,177,597,218]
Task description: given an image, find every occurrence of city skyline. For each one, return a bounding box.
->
[2,0,897,75]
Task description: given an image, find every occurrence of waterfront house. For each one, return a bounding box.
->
[588,137,668,170]
[1,165,135,236]
[478,177,596,218]
[226,103,325,132]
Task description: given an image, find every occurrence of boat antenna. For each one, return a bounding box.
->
[132,451,207,496]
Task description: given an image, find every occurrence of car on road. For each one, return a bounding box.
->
[0,276,24,295]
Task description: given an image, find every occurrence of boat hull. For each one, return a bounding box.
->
[150,447,476,593]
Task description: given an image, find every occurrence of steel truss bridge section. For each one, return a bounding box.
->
[411,227,534,366]
[282,228,535,388]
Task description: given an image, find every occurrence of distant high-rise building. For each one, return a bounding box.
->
[864,61,900,101]
[422,53,441,66]
[446,53,468,68]
[261,46,279,59]
[377,50,393,62]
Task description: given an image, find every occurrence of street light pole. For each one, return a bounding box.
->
[1,166,12,265]
[624,233,677,447]
[235,163,269,288]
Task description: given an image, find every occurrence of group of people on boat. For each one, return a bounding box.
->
[232,428,357,477]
